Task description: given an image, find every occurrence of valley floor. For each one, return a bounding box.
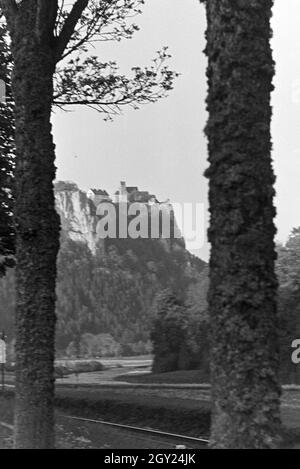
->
[2,361,300,448]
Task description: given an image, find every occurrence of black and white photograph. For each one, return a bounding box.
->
[0,0,300,452]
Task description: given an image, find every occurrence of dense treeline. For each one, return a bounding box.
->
[150,229,300,384]
[1,226,300,382]
[277,229,300,383]
[0,232,207,358]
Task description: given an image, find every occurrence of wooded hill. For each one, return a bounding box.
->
[0,182,208,358]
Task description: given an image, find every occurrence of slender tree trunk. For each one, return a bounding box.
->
[9,14,60,449]
[0,26,15,275]
[202,0,282,448]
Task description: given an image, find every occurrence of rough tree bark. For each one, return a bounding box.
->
[0,25,15,275]
[202,0,282,448]
[2,2,60,448]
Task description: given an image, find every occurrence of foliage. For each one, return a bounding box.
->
[148,236,300,383]
[66,333,122,358]
[2,222,300,381]
[150,289,209,374]
[0,232,207,357]
[54,48,178,119]
[55,360,105,377]
[0,1,178,119]
[276,228,300,384]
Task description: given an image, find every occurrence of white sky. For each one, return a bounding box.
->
[53,0,300,261]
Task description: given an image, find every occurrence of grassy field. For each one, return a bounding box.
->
[3,362,300,448]
[55,386,211,438]
[2,387,300,448]
[56,355,152,370]
[115,369,210,385]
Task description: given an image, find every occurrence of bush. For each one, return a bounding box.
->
[66,333,121,358]
[55,360,106,378]
[150,290,209,374]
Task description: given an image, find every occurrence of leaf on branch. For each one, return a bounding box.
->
[55,0,145,62]
[54,48,179,119]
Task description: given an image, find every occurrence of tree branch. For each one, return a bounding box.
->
[52,48,178,119]
[55,0,89,62]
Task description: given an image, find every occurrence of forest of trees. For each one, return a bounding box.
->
[1,224,300,387]
[0,230,208,358]
[150,230,300,385]
[277,229,300,384]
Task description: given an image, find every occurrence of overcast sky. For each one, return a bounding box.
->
[53,0,300,261]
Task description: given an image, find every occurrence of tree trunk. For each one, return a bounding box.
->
[9,15,60,449]
[202,0,282,448]
[0,25,15,275]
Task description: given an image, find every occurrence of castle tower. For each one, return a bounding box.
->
[119,181,128,203]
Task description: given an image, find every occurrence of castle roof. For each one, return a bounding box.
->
[90,189,109,196]
[136,191,149,197]
[129,191,152,203]
[126,186,138,194]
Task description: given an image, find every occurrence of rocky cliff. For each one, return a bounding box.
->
[55,181,184,255]
[55,182,100,253]
[0,181,208,358]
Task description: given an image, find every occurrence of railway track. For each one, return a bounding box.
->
[0,421,13,431]
[2,384,209,447]
[0,415,209,449]
[60,414,210,448]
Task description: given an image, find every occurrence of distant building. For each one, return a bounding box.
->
[87,188,111,206]
[89,181,160,206]
[126,186,138,195]
[130,191,151,203]
[118,181,128,203]
[113,190,120,204]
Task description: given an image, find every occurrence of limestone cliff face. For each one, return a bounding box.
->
[54,181,184,254]
[55,183,100,253]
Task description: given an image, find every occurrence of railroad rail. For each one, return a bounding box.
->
[0,421,13,431]
[61,414,210,447]
[1,415,209,448]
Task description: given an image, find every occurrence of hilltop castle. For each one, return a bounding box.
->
[87,181,169,207]
[54,180,180,253]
